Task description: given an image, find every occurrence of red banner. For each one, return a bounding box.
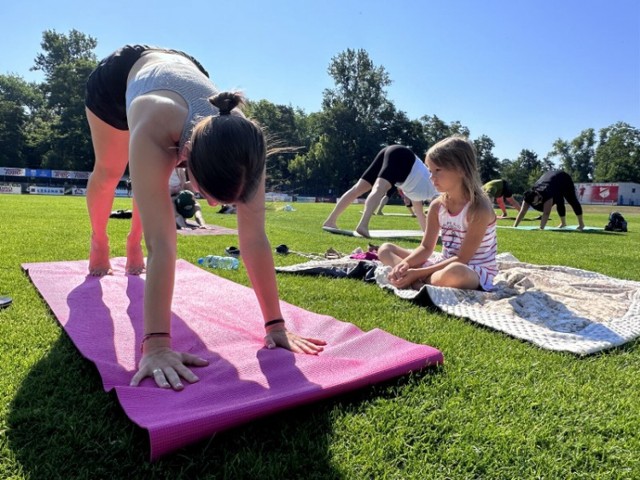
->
[576,183,619,204]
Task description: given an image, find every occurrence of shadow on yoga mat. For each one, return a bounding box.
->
[21,258,443,460]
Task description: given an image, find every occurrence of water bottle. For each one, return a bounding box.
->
[197,255,240,270]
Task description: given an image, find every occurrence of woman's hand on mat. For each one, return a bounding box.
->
[264,328,326,354]
[130,347,209,390]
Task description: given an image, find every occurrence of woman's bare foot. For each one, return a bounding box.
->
[125,237,145,275]
[323,221,338,229]
[355,227,370,238]
[89,234,112,276]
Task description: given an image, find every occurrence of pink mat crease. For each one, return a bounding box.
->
[22,258,443,460]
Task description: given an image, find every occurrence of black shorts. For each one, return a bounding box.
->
[361,145,416,186]
[85,44,209,131]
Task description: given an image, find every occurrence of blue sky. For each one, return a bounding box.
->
[2,0,638,161]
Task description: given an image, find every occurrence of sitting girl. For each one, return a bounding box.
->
[378,136,497,291]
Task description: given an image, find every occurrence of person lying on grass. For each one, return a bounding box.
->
[378,136,498,291]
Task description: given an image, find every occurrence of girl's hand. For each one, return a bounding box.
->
[264,328,326,354]
[389,261,410,282]
[130,347,209,390]
[389,268,423,289]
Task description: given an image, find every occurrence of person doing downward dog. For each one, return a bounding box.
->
[514,170,585,231]
[378,136,498,291]
[323,145,437,237]
[482,178,521,218]
[84,44,325,391]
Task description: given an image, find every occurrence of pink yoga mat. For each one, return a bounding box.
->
[22,258,443,460]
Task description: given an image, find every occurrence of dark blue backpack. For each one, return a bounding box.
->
[604,212,627,232]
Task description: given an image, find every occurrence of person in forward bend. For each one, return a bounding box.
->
[482,178,520,218]
[84,44,326,391]
[323,145,437,237]
[514,170,584,230]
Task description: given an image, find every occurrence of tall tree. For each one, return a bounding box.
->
[420,115,470,148]
[323,48,392,123]
[473,135,500,183]
[571,129,596,182]
[593,122,640,182]
[0,75,43,167]
[499,159,526,195]
[549,138,572,172]
[246,99,310,192]
[499,149,545,195]
[293,49,396,194]
[378,106,428,157]
[31,29,98,170]
[548,129,595,181]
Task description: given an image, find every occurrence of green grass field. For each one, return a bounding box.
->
[1,194,639,479]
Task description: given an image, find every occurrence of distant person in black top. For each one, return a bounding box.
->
[514,170,585,230]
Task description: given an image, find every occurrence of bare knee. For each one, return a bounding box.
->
[430,263,480,289]
[377,242,395,256]
[377,242,407,266]
[88,164,125,191]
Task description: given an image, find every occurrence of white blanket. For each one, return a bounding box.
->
[375,253,640,355]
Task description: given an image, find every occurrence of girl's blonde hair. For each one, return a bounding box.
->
[425,135,487,208]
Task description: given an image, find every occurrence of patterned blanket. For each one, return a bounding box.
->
[277,253,640,355]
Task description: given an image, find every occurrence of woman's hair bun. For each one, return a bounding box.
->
[209,91,245,115]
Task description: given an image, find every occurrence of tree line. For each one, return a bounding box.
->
[1,30,638,196]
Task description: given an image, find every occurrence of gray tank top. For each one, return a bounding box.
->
[125,59,219,158]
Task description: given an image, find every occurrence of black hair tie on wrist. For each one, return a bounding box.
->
[264,319,285,328]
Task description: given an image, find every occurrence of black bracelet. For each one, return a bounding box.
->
[264,319,285,328]
[140,332,171,352]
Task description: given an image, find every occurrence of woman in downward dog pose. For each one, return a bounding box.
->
[323,145,437,237]
[84,45,325,391]
[514,170,585,231]
[378,136,498,291]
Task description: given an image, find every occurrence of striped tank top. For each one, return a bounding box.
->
[438,202,498,290]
